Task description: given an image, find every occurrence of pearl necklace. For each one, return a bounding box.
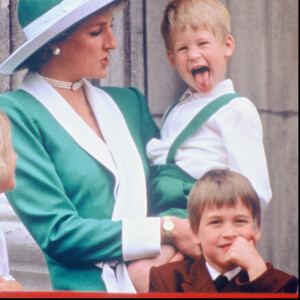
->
[42,75,83,91]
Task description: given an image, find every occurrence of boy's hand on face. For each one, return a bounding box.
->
[225,236,267,281]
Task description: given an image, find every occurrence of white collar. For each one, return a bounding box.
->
[20,72,117,174]
[206,261,241,281]
[20,71,147,220]
[180,79,235,103]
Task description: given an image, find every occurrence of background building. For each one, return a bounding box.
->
[0,0,298,290]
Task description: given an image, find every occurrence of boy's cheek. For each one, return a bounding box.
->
[244,231,261,245]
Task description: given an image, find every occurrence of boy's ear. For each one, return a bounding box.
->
[166,50,176,68]
[254,228,262,243]
[193,230,201,245]
[224,34,235,58]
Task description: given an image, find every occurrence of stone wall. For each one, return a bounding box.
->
[0,0,298,291]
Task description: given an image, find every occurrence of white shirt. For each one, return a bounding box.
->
[147,79,272,210]
[206,261,241,281]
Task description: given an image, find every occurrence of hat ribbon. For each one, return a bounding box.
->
[23,0,88,40]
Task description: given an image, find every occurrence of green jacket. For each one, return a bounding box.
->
[0,86,159,291]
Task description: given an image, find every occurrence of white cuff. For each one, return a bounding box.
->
[122,217,161,261]
[3,275,14,281]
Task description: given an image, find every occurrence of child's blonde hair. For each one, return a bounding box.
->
[0,110,12,181]
[161,0,231,51]
[188,169,261,234]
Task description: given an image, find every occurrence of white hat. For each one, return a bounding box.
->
[0,0,119,74]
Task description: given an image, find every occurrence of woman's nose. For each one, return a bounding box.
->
[104,29,117,50]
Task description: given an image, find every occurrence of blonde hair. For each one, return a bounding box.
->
[0,110,12,181]
[161,0,231,50]
[188,169,261,234]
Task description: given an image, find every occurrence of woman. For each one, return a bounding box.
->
[0,0,200,292]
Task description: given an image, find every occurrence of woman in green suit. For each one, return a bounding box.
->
[0,0,200,292]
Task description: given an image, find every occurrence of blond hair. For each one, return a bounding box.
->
[188,169,261,234]
[0,110,12,181]
[161,0,231,51]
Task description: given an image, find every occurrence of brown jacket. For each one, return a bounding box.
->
[149,256,298,293]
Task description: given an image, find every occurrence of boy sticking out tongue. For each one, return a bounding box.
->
[166,22,234,94]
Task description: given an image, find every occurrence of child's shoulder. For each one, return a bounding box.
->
[222,93,256,109]
[149,256,208,292]
[151,257,194,274]
[149,258,194,292]
[266,263,298,292]
[214,94,260,121]
[150,256,206,281]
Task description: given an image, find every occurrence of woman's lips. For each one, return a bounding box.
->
[101,56,110,67]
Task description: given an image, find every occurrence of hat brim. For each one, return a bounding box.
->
[0,0,118,74]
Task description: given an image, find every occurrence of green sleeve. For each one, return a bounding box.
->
[0,93,123,266]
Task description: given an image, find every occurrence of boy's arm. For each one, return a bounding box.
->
[228,242,298,293]
[217,99,272,210]
[235,263,299,293]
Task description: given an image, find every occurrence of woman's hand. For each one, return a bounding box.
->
[162,217,201,259]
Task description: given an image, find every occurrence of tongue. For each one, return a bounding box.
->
[195,70,210,92]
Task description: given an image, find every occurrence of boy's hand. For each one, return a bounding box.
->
[225,236,267,281]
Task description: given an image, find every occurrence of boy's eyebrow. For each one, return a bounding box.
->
[234,214,251,219]
[205,212,252,219]
[205,213,222,219]
[173,41,187,47]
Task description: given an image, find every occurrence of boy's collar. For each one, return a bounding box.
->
[180,79,235,102]
[179,89,193,103]
[205,261,241,281]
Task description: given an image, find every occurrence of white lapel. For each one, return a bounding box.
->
[20,72,147,220]
[84,82,147,219]
[20,72,118,178]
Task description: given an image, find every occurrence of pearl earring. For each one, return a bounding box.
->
[52,47,61,55]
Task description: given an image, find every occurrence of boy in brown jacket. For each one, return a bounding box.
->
[149,169,298,293]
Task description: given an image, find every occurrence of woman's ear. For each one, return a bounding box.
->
[224,34,235,58]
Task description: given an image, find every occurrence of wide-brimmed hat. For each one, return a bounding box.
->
[0,0,119,74]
